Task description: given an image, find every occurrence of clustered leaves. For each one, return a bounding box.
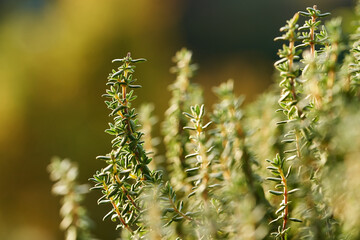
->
[50,3,360,240]
[89,53,163,235]
[267,4,360,240]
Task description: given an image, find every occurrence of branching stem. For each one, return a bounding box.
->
[279,168,289,238]
[168,195,194,223]
[103,182,133,233]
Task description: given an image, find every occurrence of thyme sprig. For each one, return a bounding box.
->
[90,53,162,234]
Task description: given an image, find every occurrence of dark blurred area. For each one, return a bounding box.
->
[0,0,354,239]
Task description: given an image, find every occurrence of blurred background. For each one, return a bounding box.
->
[0,0,355,239]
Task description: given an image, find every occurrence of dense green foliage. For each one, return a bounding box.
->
[50,4,360,240]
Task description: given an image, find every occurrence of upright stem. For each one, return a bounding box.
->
[289,40,297,101]
[219,134,231,181]
[328,42,338,101]
[103,183,133,233]
[119,61,151,178]
[309,5,322,108]
[288,36,304,118]
[111,157,140,211]
[280,169,288,237]
[310,5,317,57]
[295,131,302,160]
[197,126,209,204]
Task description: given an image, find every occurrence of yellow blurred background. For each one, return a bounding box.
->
[0,0,354,239]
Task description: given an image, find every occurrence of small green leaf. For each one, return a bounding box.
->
[288,188,300,194]
[183,112,195,119]
[285,165,292,178]
[284,149,297,153]
[184,126,196,130]
[269,190,283,196]
[98,199,111,205]
[276,205,286,214]
[188,191,196,198]
[202,121,212,129]
[185,153,198,159]
[163,219,173,227]
[286,155,297,161]
[131,58,147,63]
[165,208,175,213]
[199,104,205,118]
[178,201,184,211]
[317,12,330,18]
[120,169,132,174]
[111,213,118,222]
[112,58,125,63]
[107,188,118,198]
[103,210,114,221]
[111,105,127,116]
[185,167,200,172]
[90,185,103,191]
[128,85,142,88]
[299,11,311,17]
[269,216,282,224]
[103,164,113,172]
[289,218,303,222]
[173,216,183,222]
[111,70,124,78]
[267,177,282,182]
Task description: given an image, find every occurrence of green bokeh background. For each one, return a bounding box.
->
[0,0,354,239]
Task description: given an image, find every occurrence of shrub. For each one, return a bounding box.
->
[49,4,360,240]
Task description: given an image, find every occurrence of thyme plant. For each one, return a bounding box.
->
[48,157,94,240]
[162,48,203,195]
[49,3,360,239]
[89,53,164,235]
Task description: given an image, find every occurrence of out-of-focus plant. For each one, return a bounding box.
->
[138,103,161,170]
[48,157,94,240]
[161,48,203,195]
[49,3,360,239]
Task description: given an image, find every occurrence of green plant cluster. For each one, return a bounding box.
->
[50,3,360,240]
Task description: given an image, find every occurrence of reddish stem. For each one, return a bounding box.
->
[310,5,317,57]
